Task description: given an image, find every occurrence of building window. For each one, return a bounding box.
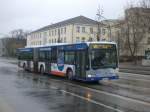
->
[52,30,54,36]
[60,38,63,43]
[76,26,80,33]
[44,32,47,37]
[57,29,60,35]
[148,37,150,44]
[64,37,66,43]
[49,30,51,36]
[49,39,51,43]
[62,38,63,43]
[102,29,106,35]
[76,37,80,43]
[64,27,66,34]
[82,27,85,33]
[55,29,57,36]
[90,28,93,34]
[40,33,41,38]
[55,38,56,43]
[61,28,63,34]
[37,34,38,39]
[2,48,5,52]
[38,33,40,39]
[52,39,53,43]
[89,37,93,42]
[81,37,85,42]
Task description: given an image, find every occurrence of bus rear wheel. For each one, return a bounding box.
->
[67,69,73,80]
[40,66,44,74]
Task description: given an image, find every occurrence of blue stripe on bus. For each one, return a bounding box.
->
[63,43,88,50]
[39,47,51,51]
[74,75,119,82]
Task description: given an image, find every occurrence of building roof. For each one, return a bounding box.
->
[32,16,97,33]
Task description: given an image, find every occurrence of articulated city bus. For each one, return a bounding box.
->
[17,42,119,82]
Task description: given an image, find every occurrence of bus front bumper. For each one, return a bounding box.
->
[85,75,119,82]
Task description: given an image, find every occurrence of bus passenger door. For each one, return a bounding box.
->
[45,51,51,73]
[33,48,38,72]
[75,51,86,78]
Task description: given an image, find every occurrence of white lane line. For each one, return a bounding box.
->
[49,78,150,107]
[49,86,123,112]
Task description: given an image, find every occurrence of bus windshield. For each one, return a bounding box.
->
[91,49,117,69]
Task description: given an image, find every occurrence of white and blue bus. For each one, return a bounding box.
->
[17,42,119,82]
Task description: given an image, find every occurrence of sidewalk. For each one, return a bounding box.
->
[0,97,14,112]
[119,62,150,71]
[119,62,150,75]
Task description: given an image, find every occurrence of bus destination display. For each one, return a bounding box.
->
[90,44,115,49]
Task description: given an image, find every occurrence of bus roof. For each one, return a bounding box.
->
[25,41,117,48]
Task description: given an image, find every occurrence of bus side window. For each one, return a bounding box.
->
[51,47,57,63]
[64,51,75,64]
[39,51,45,61]
[47,51,51,61]
[18,55,21,60]
[57,50,64,64]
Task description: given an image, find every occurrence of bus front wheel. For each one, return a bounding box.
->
[67,69,73,80]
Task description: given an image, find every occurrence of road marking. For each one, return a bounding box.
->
[48,78,150,107]
[49,86,123,112]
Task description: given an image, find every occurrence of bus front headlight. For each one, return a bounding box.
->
[88,75,92,77]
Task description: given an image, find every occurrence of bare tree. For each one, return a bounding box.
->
[122,2,150,64]
[96,5,104,41]
[140,0,150,8]
[10,29,30,39]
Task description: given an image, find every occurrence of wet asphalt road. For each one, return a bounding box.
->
[0,58,150,112]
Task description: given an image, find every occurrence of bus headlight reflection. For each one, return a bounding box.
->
[86,93,92,101]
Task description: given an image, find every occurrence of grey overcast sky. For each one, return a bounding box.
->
[0,0,138,36]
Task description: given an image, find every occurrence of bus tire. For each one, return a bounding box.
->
[23,63,26,70]
[66,69,73,80]
[40,65,44,74]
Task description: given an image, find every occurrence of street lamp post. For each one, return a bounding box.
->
[96,13,102,41]
[96,14,112,41]
[101,16,112,41]
[96,6,103,41]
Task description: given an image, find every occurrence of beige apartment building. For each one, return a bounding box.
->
[27,16,98,47]
[100,8,150,57]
